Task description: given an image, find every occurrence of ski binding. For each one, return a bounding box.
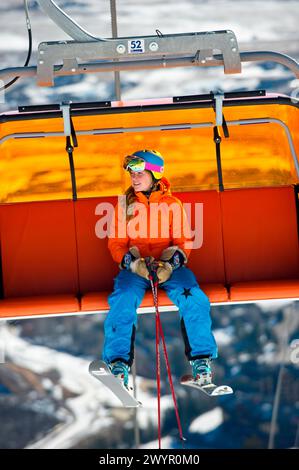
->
[180,374,233,396]
[89,360,142,408]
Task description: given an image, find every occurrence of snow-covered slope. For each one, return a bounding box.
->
[189,407,224,434]
[1,324,173,449]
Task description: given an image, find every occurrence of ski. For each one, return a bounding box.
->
[180,374,233,396]
[89,360,142,408]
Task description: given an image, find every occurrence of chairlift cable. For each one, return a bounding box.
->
[0,0,32,92]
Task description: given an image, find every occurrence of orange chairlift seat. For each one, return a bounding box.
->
[0,91,298,320]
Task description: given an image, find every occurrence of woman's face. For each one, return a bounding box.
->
[130,170,153,192]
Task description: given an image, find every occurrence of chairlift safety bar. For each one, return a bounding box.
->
[0,117,298,177]
[60,103,72,136]
[35,30,241,86]
[18,101,112,113]
[215,93,224,126]
[1,50,298,89]
[1,0,299,90]
[16,90,265,114]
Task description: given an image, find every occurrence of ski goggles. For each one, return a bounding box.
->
[124,156,163,174]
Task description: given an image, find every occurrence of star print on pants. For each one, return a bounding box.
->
[182,288,192,299]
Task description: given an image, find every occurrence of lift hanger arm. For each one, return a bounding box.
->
[37,0,105,42]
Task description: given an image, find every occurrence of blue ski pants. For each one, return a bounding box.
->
[102,266,218,366]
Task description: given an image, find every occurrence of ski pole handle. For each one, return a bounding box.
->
[144,256,159,283]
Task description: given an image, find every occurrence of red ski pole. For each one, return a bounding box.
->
[145,257,162,449]
[145,257,186,448]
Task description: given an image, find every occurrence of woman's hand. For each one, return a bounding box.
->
[155,246,187,284]
[156,261,173,284]
[121,246,154,280]
[130,256,155,280]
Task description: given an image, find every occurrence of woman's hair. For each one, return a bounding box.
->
[124,178,160,221]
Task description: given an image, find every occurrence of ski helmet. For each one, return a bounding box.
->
[124,149,164,180]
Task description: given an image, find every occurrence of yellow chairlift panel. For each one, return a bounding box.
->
[0,102,298,202]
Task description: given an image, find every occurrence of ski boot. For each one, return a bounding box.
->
[109,360,130,389]
[190,358,212,386]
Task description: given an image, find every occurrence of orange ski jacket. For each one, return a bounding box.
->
[108,177,193,264]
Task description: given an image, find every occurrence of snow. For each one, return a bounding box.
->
[41,378,53,390]
[121,61,291,100]
[139,435,173,449]
[0,34,28,52]
[230,365,241,376]
[3,0,296,46]
[256,299,294,312]
[2,322,221,448]
[189,406,224,434]
[0,325,166,449]
[214,327,234,346]
[239,353,251,363]
[135,393,174,430]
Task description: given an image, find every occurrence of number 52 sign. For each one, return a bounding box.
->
[128,39,145,54]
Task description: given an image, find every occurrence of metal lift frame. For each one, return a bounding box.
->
[0,0,298,87]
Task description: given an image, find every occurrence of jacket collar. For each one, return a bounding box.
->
[135,177,171,203]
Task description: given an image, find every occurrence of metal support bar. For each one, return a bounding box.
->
[19,101,111,113]
[213,126,224,191]
[60,103,78,201]
[1,50,298,88]
[37,0,101,42]
[36,30,241,86]
[66,137,78,201]
[214,93,224,126]
[0,117,298,177]
[110,0,121,101]
[60,103,72,136]
[233,118,299,177]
